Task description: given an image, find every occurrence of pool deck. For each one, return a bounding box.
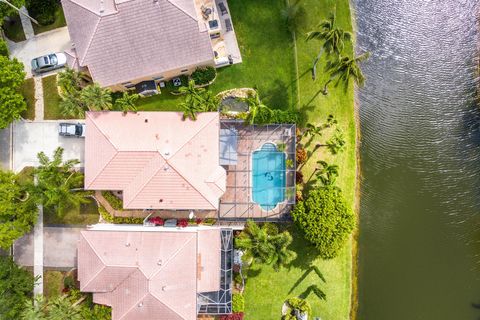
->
[218,121,296,220]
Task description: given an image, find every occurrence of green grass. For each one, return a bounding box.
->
[32,5,67,35]
[136,0,296,111]
[44,270,65,298]
[19,78,36,120]
[244,224,352,320]
[43,75,73,120]
[2,14,26,42]
[44,198,100,225]
[242,0,356,319]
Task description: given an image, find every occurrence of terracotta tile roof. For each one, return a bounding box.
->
[61,0,214,87]
[84,111,226,210]
[78,228,221,320]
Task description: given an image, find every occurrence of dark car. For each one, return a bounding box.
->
[31,53,67,74]
[59,123,86,138]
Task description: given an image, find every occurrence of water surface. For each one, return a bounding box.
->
[354,0,480,319]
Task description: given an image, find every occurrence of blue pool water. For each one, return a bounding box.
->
[252,143,286,210]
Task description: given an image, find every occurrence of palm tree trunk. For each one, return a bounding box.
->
[312,48,324,81]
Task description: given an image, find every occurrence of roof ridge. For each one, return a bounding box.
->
[80,232,107,290]
[166,0,198,23]
[84,114,119,189]
[79,14,103,65]
[118,292,150,320]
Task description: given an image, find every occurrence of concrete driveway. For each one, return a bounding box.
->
[13,121,84,173]
[7,27,71,78]
[0,126,11,170]
[14,227,83,268]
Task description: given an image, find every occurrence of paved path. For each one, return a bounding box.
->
[14,226,83,269]
[34,77,44,120]
[0,125,12,170]
[18,7,35,40]
[33,202,43,295]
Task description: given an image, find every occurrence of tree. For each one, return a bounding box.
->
[179,80,206,121]
[235,220,297,270]
[0,170,37,249]
[114,91,139,113]
[80,83,112,111]
[34,147,87,215]
[315,160,339,186]
[281,0,306,33]
[0,39,9,57]
[22,295,82,320]
[201,90,220,112]
[26,0,57,25]
[304,115,336,139]
[243,94,270,125]
[326,128,346,154]
[306,13,352,55]
[292,186,355,259]
[0,56,26,128]
[0,0,24,22]
[59,91,85,118]
[0,256,35,320]
[326,52,371,89]
[57,68,83,95]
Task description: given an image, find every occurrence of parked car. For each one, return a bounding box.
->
[59,123,86,138]
[31,53,67,74]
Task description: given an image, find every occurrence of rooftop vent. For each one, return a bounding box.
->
[157,259,163,265]
[145,119,148,123]
[125,242,130,247]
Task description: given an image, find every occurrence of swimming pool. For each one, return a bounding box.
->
[252,143,286,210]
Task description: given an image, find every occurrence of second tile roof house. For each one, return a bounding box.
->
[61,0,241,91]
[85,111,226,210]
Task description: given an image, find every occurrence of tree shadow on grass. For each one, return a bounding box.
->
[284,224,322,270]
[289,265,326,294]
[261,79,292,110]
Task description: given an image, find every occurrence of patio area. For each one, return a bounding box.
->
[219,120,296,220]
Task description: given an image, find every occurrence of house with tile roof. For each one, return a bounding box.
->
[61,0,241,92]
[78,224,233,319]
[84,111,226,210]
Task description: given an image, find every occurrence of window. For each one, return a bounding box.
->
[121,81,135,89]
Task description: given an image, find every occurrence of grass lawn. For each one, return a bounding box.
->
[19,78,36,120]
[43,75,74,120]
[44,270,65,298]
[2,14,26,42]
[44,198,100,225]
[244,224,352,320]
[243,0,356,319]
[32,5,67,35]
[136,0,296,111]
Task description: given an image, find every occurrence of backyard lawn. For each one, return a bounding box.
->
[244,224,352,319]
[136,0,296,111]
[44,197,100,225]
[20,78,36,120]
[2,14,26,42]
[32,5,67,35]
[243,0,357,318]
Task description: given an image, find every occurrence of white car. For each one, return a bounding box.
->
[59,123,86,138]
[31,52,67,74]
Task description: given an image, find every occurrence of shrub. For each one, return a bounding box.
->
[99,205,144,224]
[296,147,307,164]
[292,186,355,259]
[195,218,202,224]
[295,171,304,184]
[282,297,311,320]
[220,313,244,320]
[201,218,216,225]
[101,191,123,210]
[191,66,216,85]
[0,40,9,57]
[254,107,300,125]
[63,275,75,289]
[232,293,245,313]
[149,216,164,226]
[295,190,303,202]
[177,218,188,228]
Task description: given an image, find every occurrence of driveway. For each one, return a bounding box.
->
[7,27,71,78]
[0,126,11,170]
[14,227,83,268]
[13,121,84,173]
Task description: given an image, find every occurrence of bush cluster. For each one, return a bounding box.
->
[220,313,244,320]
[101,191,123,210]
[98,205,144,224]
[254,107,300,125]
[292,186,355,259]
[282,297,311,320]
[0,40,9,57]
[191,66,216,85]
[232,293,245,313]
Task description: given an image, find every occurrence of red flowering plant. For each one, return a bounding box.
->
[149,216,164,226]
[196,218,203,225]
[219,313,244,320]
[177,219,188,228]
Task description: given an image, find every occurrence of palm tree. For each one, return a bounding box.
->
[46,296,82,320]
[235,220,297,270]
[59,91,85,118]
[303,115,337,140]
[21,296,46,320]
[57,68,82,95]
[326,52,371,89]
[315,160,339,186]
[281,0,305,34]
[243,94,270,125]
[306,13,352,55]
[179,80,206,121]
[34,147,87,215]
[326,128,346,154]
[201,90,220,112]
[114,91,139,113]
[80,83,112,111]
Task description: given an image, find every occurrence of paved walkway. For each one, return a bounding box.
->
[33,203,43,295]
[34,77,44,120]
[18,7,35,40]
[0,125,12,170]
